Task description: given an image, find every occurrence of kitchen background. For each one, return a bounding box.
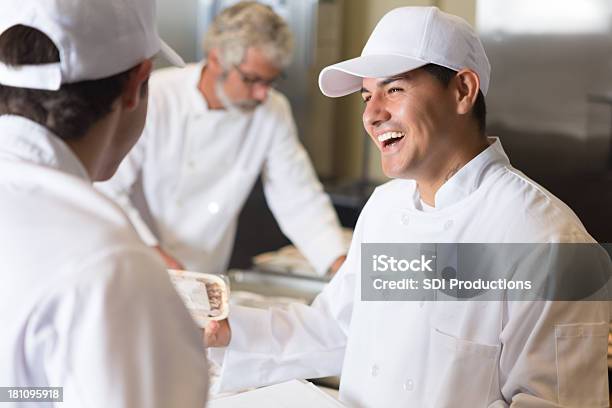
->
[155,0,612,267]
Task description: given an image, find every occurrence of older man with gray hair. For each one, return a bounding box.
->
[97,1,347,276]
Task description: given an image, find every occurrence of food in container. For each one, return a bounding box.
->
[168,269,230,328]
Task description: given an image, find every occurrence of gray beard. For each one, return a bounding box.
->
[215,78,260,114]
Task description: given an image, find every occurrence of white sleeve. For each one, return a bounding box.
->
[95,121,158,246]
[211,212,365,393]
[261,98,346,275]
[40,247,208,407]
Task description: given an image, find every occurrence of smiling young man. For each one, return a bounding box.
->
[360,64,490,206]
[96,1,347,277]
[204,7,610,407]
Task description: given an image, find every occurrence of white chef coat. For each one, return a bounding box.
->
[0,115,208,408]
[212,138,610,407]
[96,62,346,275]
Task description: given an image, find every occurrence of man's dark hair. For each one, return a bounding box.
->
[0,25,134,140]
[421,63,487,135]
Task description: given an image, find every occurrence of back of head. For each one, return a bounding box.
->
[203,1,293,70]
[0,25,131,140]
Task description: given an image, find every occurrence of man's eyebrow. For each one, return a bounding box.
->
[381,72,412,85]
[360,73,412,93]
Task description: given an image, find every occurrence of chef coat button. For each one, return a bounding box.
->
[403,379,414,391]
[444,220,454,230]
[176,200,183,208]
[188,160,195,169]
[371,364,379,377]
[441,266,457,280]
[208,202,220,214]
[400,214,410,226]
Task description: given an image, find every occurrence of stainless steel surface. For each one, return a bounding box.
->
[477,0,612,140]
[227,268,329,303]
[587,92,612,169]
[157,0,200,63]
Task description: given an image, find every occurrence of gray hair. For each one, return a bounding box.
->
[203,1,293,70]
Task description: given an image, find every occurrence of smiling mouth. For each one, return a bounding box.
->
[377,131,405,148]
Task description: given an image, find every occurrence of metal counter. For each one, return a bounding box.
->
[227,268,330,303]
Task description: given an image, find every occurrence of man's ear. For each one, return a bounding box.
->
[454,69,480,116]
[207,48,223,73]
[122,59,153,112]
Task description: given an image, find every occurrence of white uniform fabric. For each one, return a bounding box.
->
[96,62,346,275]
[0,115,208,408]
[213,138,610,407]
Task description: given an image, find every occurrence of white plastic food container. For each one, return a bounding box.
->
[168,269,230,328]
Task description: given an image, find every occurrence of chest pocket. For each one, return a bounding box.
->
[425,326,500,408]
[555,322,609,407]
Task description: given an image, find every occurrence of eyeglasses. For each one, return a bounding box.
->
[233,65,284,88]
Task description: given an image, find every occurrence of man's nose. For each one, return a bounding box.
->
[251,82,269,102]
[363,94,391,128]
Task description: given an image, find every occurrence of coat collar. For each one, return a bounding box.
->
[0,115,89,181]
[418,137,510,210]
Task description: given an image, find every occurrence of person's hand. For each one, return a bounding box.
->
[153,245,183,269]
[203,319,231,348]
[327,255,347,277]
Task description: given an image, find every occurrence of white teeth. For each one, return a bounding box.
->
[377,132,405,143]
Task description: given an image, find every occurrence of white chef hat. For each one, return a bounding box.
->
[0,0,185,91]
[319,7,491,97]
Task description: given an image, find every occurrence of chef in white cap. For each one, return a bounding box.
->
[205,7,610,407]
[0,1,208,407]
[96,1,347,277]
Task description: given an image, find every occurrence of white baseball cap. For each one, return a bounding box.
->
[319,7,490,97]
[0,0,185,91]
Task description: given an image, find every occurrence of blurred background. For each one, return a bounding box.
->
[155,0,612,266]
